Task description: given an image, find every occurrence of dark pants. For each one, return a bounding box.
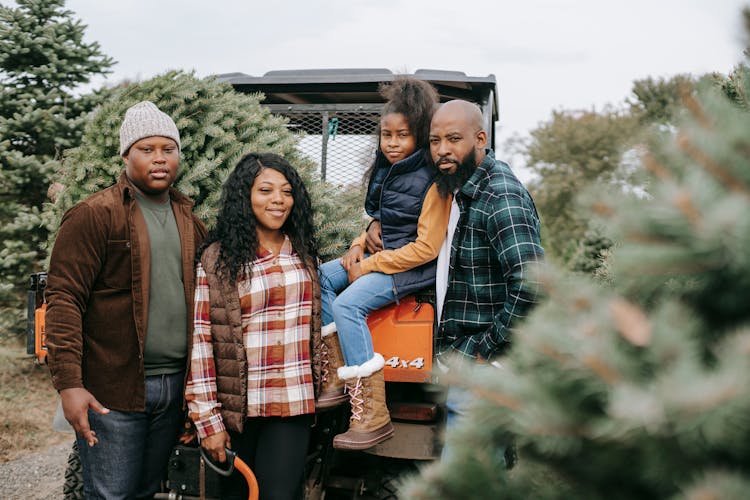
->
[77,372,185,499]
[223,413,313,500]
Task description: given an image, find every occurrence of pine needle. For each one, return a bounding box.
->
[608,298,652,346]
[677,133,749,195]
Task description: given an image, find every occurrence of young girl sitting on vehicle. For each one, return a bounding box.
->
[316,77,451,450]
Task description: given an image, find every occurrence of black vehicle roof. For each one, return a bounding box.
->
[217,68,498,122]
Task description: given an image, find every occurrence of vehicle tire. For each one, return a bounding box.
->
[63,441,84,500]
[356,458,419,500]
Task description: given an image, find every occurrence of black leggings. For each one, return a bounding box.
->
[223,413,313,500]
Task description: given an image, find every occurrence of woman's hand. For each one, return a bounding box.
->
[341,245,364,270]
[201,431,232,463]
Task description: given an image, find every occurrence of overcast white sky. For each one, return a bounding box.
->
[66,0,747,178]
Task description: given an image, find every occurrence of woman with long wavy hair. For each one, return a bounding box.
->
[185,152,321,500]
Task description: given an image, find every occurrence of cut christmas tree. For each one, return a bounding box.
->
[42,70,364,261]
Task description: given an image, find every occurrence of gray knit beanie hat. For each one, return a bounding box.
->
[119,101,181,156]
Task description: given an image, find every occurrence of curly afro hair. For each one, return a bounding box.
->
[362,76,440,185]
[379,76,439,150]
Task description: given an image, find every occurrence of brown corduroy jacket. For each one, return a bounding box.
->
[46,172,206,411]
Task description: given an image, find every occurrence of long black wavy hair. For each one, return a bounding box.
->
[199,152,319,281]
[363,76,439,185]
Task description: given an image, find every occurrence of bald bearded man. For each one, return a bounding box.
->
[429,100,545,457]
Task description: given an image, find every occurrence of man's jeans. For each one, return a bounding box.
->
[319,258,396,367]
[441,384,508,466]
[445,384,472,430]
[76,372,185,499]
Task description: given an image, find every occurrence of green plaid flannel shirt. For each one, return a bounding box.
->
[436,150,544,361]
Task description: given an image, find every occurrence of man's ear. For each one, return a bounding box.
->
[476,130,487,149]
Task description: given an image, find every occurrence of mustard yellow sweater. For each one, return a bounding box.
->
[351,184,452,275]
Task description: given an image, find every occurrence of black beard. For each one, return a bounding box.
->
[435,149,476,197]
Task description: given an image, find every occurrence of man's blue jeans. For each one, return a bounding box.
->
[441,385,474,462]
[441,383,507,466]
[76,372,185,499]
[319,258,396,367]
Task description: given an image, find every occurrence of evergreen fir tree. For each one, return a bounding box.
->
[402,17,750,500]
[628,74,697,127]
[521,107,639,263]
[42,70,363,262]
[567,228,613,277]
[0,0,113,334]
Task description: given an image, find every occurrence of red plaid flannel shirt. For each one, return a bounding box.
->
[186,237,315,438]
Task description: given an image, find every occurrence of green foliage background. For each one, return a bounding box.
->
[403,20,750,499]
[520,107,639,261]
[43,70,364,260]
[513,74,707,274]
[0,0,113,334]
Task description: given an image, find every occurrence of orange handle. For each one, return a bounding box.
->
[34,303,47,364]
[199,445,259,499]
[233,456,259,500]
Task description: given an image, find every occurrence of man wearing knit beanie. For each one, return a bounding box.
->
[119,101,182,203]
[120,100,181,156]
[45,100,206,498]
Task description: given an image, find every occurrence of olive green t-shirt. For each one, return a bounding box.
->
[135,193,187,376]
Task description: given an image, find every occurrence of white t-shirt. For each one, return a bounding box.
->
[436,194,460,323]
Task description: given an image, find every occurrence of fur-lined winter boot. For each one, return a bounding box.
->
[333,353,394,450]
[316,323,348,409]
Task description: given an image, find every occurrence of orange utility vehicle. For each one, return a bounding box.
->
[28,68,498,499]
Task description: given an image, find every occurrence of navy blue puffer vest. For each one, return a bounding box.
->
[364,148,438,298]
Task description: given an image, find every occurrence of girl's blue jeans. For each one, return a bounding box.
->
[319,257,396,367]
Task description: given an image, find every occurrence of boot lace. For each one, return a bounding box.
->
[320,341,330,384]
[348,378,364,422]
